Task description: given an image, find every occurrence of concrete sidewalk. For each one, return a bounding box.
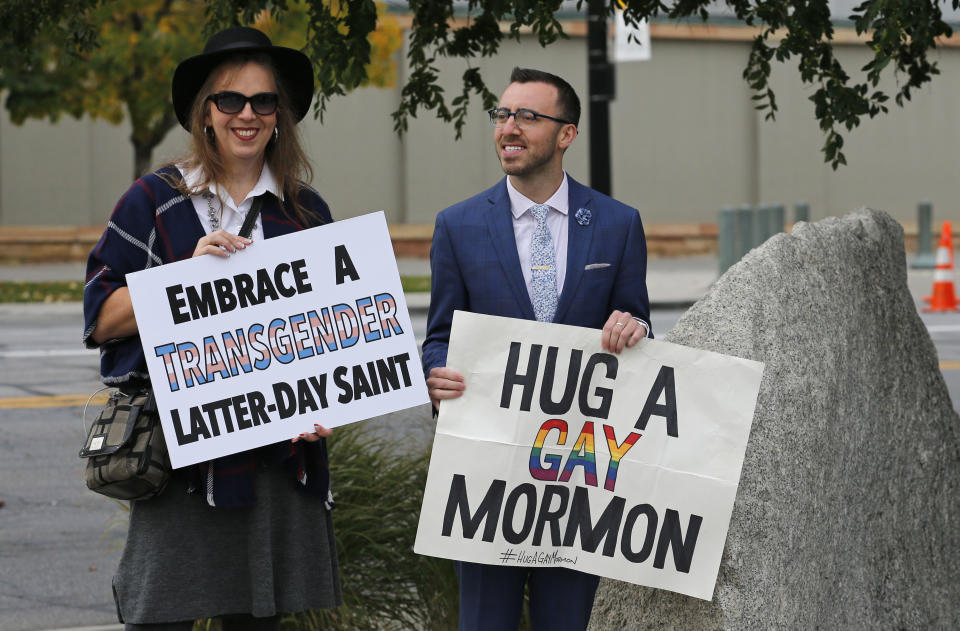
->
[0,262,86,283]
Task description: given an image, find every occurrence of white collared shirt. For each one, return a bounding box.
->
[181,163,279,242]
[506,172,650,337]
[507,173,569,296]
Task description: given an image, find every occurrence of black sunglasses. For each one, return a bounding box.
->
[207,91,279,116]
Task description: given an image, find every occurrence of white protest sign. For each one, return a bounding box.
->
[127,211,429,469]
[415,311,763,600]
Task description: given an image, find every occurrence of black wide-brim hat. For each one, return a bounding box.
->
[172,26,314,130]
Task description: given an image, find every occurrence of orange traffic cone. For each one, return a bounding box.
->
[924,221,960,312]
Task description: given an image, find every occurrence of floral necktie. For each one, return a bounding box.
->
[530,204,558,322]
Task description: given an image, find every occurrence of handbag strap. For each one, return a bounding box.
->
[81,386,114,435]
[238,195,264,239]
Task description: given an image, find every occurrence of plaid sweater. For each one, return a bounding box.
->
[83,167,334,508]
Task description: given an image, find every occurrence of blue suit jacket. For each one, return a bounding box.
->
[422,175,651,376]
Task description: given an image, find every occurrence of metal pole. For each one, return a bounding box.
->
[587,0,614,196]
[753,205,770,248]
[735,204,754,260]
[912,200,936,269]
[771,204,786,237]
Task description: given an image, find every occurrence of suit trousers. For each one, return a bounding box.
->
[456,561,600,631]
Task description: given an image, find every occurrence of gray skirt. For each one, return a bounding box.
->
[113,466,341,624]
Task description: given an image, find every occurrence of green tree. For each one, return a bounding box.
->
[1,1,204,179]
[2,0,958,168]
[0,0,401,180]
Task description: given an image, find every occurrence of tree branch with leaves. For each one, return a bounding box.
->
[2,0,958,170]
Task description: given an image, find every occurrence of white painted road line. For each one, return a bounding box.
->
[0,349,91,358]
[925,324,960,333]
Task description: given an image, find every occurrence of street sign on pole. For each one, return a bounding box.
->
[614,10,651,62]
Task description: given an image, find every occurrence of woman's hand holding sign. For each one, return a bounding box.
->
[292,424,333,443]
[193,230,253,258]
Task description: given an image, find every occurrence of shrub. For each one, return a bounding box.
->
[302,420,458,630]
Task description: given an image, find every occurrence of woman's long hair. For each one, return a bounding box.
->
[164,53,317,226]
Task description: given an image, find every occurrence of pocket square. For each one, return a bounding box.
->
[584,263,611,270]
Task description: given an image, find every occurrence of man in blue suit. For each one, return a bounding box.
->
[421,67,651,631]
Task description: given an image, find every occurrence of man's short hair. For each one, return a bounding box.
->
[509,67,581,127]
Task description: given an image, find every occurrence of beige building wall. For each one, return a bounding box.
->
[611,38,758,221]
[2,25,959,227]
[1,113,133,225]
[305,85,405,223]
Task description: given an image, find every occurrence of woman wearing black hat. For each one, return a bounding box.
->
[83,27,340,630]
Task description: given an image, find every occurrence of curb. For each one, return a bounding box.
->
[649,300,697,311]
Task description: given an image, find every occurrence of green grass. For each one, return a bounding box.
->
[0,281,84,303]
[0,277,432,304]
[401,276,431,293]
[308,422,458,630]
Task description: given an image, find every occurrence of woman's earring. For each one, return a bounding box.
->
[273,127,279,142]
[204,125,214,140]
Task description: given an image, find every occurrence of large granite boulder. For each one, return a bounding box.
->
[589,208,960,629]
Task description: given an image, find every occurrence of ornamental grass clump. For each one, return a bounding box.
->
[288,419,456,630]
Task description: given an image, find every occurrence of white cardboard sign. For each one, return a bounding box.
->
[415,311,762,600]
[127,211,429,468]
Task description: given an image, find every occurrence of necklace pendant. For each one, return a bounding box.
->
[204,193,221,232]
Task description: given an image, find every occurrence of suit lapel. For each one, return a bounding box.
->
[554,177,594,323]
[485,178,536,319]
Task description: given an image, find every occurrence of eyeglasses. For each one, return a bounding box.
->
[487,107,573,129]
[207,91,279,116]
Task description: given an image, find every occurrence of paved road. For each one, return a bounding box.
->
[0,303,956,631]
[0,305,120,631]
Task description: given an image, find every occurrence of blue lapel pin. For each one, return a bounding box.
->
[575,207,592,226]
